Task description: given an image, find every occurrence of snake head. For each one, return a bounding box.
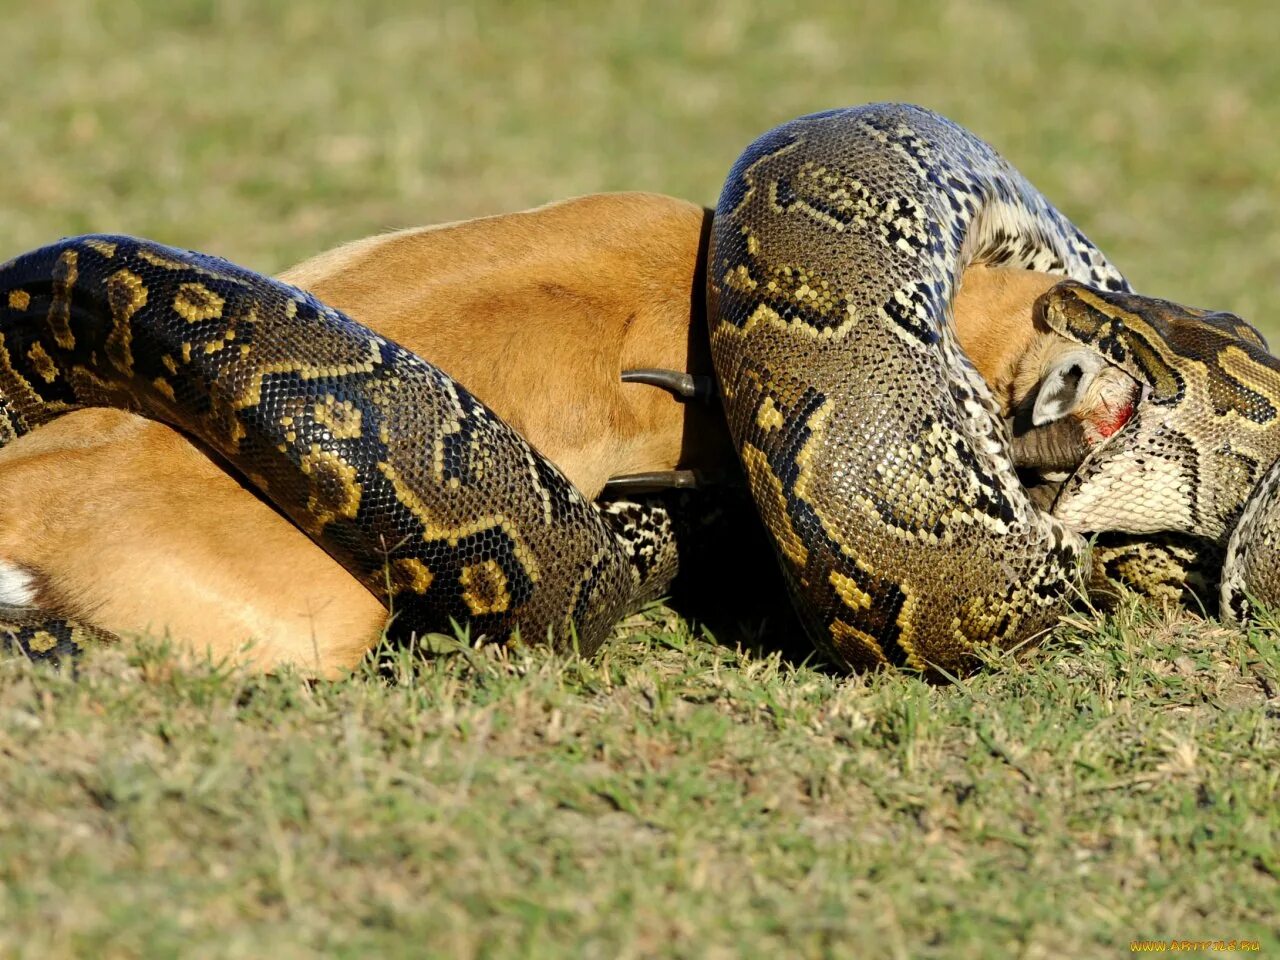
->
[1042,280,1280,543]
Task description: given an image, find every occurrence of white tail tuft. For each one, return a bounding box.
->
[0,561,37,606]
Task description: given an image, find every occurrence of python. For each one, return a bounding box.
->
[0,190,1116,676]
[7,104,1267,676]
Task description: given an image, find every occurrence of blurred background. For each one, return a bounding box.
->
[3,0,1280,332]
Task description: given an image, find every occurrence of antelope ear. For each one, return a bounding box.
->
[1032,348,1108,426]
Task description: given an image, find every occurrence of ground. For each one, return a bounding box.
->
[1,1,1278,956]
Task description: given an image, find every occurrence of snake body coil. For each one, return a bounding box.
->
[0,237,678,657]
[706,104,1132,673]
[7,103,1280,674]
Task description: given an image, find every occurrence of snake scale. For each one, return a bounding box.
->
[707,104,1280,672]
[0,237,684,662]
[5,102,1280,674]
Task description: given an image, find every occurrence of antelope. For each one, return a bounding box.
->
[0,192,1131,676]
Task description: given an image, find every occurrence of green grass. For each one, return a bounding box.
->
[0,606,1276,957]
[2,0,1279,956]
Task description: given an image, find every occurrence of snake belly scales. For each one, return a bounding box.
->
[4,102,1280,674]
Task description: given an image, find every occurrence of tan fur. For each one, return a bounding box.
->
[955,265,1139,435]
[0,195,1074,676]
[280,191,727,498]
[0,410,386,674]
[1013,331,1140,443]
[953,264,1064,410]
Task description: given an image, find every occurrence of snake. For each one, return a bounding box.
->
[4,102,1280,675]
[0,237,686,664]
[704,104,1280,673]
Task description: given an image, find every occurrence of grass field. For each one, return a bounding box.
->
[2,0,1279,956]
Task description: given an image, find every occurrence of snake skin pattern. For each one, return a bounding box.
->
[0,604,107,666]
[707,103,1280,673]
[707,104,1136,673]
[0,237,684,659]
[7,102,1280,675]
[1034,283,1280,621]
[1223,457,1280,621]
[1047,284,1280,540]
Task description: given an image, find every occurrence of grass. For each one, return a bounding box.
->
[0,605,1276,957]
[1,0,1279,955]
